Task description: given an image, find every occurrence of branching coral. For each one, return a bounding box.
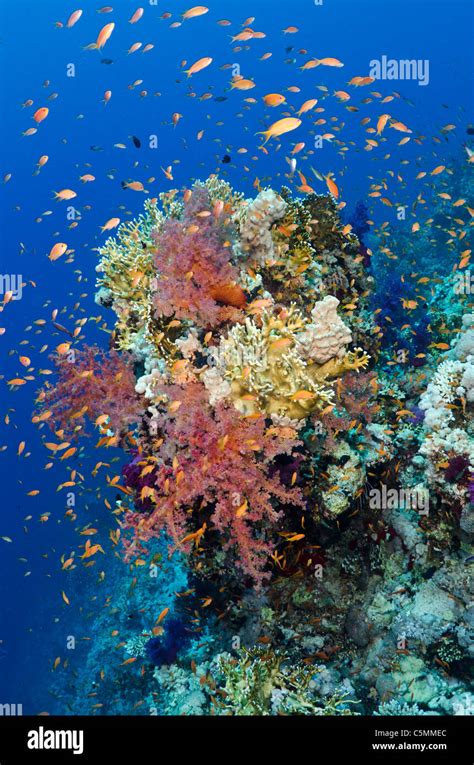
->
[153,187,246,328]
[36,345,141,439]
[122,380,303,587]
[416,314,474,513]
[82,179,374,586]
[218,648,358,715]
[208,299,369,419]
[95,199,164,352]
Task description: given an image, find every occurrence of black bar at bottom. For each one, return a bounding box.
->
[0,714,471,763]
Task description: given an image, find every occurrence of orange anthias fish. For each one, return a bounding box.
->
[66,9,83,29]
[129,7,144,24]
[263,93,286,107]
[33,107,49,124]
[376,114,391,135]
[209,283,247,309]
[184,57,213,77]
[182,6,209,20]
[100,217,120,232]
[297,98,318,116]
[48,243,68,261]
[257,117,302,144]
[85,22,115,50]
[54,189,77,201]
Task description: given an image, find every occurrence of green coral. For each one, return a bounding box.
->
[218,648,358,716]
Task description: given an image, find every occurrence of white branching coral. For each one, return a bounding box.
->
[238,189,287,265]
[420,359,464,431]
[416,314,474,508]
[202,366,232,407]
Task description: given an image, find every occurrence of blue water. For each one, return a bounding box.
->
[0,0,472,713]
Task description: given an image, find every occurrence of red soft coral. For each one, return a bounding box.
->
[122,381,303,587]
[37,345,141,438]
[319,371,376,452]
[153,189,246,328]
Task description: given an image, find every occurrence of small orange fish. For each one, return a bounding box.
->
[66,9,83,28]
[325,175,339,199]
[257,117,301,144]
[184,57,212,77]
[182,6,209,20]
[86,22,115,50]
[100,217,120,232]
[48,243,68,261]
[129,7,144,24]
[33,107,49,124]
[263,93,286,107]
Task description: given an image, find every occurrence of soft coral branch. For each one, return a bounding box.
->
[37,345,141,438]
[122,381,303,587]
[153,188,246,328]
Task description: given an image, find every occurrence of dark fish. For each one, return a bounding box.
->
[214,96,227,102]
[90,145,103,152]
[222,154,231,164]
[52,322,74,337]
[466,126,474,135]
[131,135,141,148]
[101,58,114,65]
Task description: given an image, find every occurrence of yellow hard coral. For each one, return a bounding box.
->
[96,200,174,354]
[212,299,370,420]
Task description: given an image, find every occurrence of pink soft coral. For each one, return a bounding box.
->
[319,371,377,452]
[153,189,246,328]
[37,345,141,438]
[123,381,303,587]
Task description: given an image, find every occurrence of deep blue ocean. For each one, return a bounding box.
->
[0,0,472,714]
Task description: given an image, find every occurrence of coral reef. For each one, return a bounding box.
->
[39,175,474,718]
